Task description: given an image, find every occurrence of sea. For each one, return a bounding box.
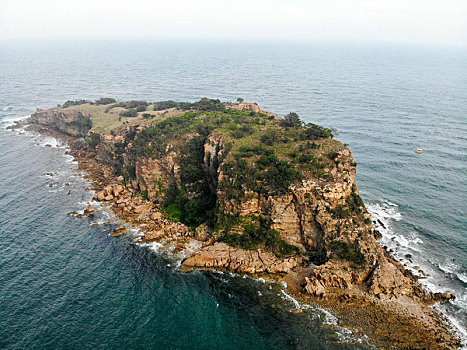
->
[0,40,465,349]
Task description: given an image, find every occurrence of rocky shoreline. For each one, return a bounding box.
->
[11,101,462,349]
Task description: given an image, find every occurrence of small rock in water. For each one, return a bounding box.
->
[290,308,303,314]
[83,204,95,216]
[110,226,127,237]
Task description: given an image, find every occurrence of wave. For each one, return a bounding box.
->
[367,200,467,346]
[1,114,30,129]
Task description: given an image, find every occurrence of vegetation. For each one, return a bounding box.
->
[301,123,334,140]
[162,134,217,228]
[85,132,101,149]
[328,151,339,160]
[328,240,366,265]
[280,112,303,128]
[115,100,149,109]
[119,109,138,118]
[219,217,300,258]
[94,97,116,105]
[61,99,91,108]
[152,98,225,112]
[153,100,182,111]
[347,185,365,213]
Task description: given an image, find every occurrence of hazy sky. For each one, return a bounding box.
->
[1,0,466,47]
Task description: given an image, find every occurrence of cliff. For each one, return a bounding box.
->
[18,98,461,349]
[14,109,92,137]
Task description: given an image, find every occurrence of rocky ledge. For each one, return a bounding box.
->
[17,98,462,349]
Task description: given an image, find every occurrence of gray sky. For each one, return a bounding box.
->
[1,0,466,47]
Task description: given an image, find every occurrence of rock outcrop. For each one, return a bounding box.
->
[180,242,301,274]
[17,109,92,137]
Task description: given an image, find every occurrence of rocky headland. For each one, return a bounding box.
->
[10,98,461,349]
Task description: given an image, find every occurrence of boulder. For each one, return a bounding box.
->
[110,225,127,237]
[304,277,326,297]
[84,204,95,216]
[112,185,123,197]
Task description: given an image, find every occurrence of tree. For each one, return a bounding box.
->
[237,97,244,104]
[280,112,303,128]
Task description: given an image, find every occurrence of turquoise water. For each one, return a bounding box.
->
[0,40,466,348]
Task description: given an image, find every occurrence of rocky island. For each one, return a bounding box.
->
[11,98,461,349]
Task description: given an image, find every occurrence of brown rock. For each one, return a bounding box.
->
[304,277,326,297]
[150,212,164,221]
[95,191,105,201]
[110,226,127,237]
[83,204,95,216]
[431,292,455,302]
[290,308,303,314]
[180,242,299,274]
[112,185,123,197]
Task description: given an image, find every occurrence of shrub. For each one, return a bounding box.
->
[328,240,366,265]
[328,151,339,160]
[142,113,153,119]
[288,151,298,158]
[191,98,224,111]
[231,125,254,139]
[329,205,351,219]
[298,154,314,163]
[299,142,320,152]
[346,185,365,213]
[85,132,101,149]
[219,217,300,258]
[120,109,138,118]
[260,129,278,146]
[280,112,303,128]
[62,99,91,108]
[301,123,334,140]
[153,100,180,111]
[94,97,116,105]
[136,105,147,112]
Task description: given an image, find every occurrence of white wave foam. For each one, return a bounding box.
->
[280,290,300,309]
[368,200,466,347]
[1,114,30,128]
[33,134,66,148]
[439,260,462,275]
[458,273,467,284]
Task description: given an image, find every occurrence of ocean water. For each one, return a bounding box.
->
[0,40,466,348]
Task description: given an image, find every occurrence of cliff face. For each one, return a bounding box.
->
[22,109,92,137]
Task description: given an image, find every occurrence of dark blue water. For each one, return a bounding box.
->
[0,40,466,348]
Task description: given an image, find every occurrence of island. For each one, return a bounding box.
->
[10,98,461,349]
